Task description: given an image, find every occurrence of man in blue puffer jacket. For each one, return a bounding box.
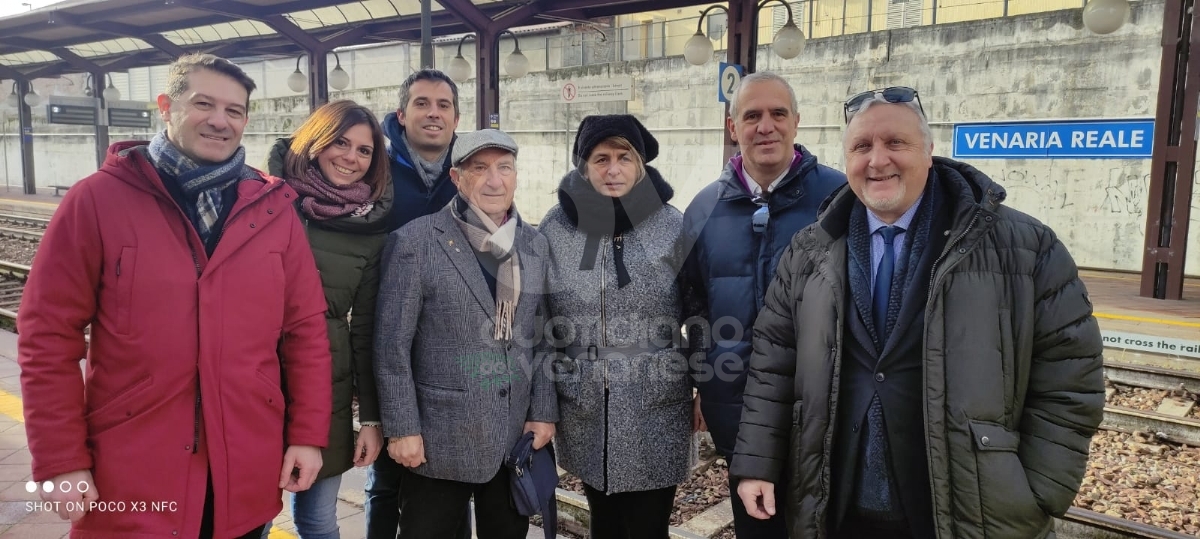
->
[678,71,845,539]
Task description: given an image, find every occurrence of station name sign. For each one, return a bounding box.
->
[952,119,1154,159]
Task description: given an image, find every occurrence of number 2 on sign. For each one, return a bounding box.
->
[719,63,743,103]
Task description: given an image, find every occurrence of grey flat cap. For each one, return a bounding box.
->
[451,129,519,167]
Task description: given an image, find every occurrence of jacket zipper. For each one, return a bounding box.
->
[600,234,610,491]
[920,203,984,538]
[189,245,202,454]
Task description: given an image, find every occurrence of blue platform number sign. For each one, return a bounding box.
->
[488,113,499,129]
[952,119,1155,159]
[21,126,32,143]
[718,63,744,103]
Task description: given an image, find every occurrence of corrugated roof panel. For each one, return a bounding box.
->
[0,51,60,64]
[69,38,152,58]
[162,20,275,46]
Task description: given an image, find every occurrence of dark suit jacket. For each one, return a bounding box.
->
[374,205,559,483]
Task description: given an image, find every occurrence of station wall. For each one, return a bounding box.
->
[1,0,1195,274]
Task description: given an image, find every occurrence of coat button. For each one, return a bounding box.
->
[172,531,179,536]
[499,388,508,397]
[981,436,990,446]
[267,209,274,214]
[875,373,885,383]
[250,223,256,229]
[852,422,859,432]
[285,193,291,198]
[184,445,191,451]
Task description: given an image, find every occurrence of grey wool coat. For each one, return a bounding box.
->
[540,167,692,494]
[374,202,559,484]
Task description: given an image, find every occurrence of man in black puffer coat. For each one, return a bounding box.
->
[732,87,1104,539]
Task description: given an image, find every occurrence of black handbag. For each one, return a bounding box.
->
[505,431,557,539]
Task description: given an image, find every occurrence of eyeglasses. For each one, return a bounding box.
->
[843,86,924,123]
[751,197,769,234]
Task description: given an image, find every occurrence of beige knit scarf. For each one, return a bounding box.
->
[450,197,521,340]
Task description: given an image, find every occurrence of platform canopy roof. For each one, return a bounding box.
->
[0,0,705,80]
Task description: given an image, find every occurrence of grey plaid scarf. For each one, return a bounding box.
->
[146,131,256,244]
[449,196,521,341]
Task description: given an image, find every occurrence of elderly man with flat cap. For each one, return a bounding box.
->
[374,128,558,539]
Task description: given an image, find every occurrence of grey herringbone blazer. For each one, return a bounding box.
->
[374,205,558,484]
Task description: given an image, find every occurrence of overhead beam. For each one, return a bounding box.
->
[488,0,545,33]
[49,12,191,58]
[0,63,24,80]
[48,47,103,73]
[262,14,326,52]
[436,0,493,31]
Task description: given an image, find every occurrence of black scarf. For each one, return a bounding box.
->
[556,165,674,287]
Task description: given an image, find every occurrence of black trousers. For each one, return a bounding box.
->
[833,520,916,539]
[582,483,676,539]
[398,466,528,539]
[366,452,471,539]
[727,475,788,539]
[198,474,268,539]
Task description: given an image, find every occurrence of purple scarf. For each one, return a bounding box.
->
[286,165,375,221]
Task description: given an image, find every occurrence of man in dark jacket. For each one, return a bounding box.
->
[366,68,466,538]
[732,87,1105,539]
[678,71,845,538]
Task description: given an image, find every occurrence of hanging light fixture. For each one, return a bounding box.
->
[684,5,727,66]
[287,54,307,93]
[23,88,41,107]
[766,0,806,59]
[445,31,529,81]
[329,52,350,91]
[685,0,807,66]
[83,74,94,97]
[446,34,475,83]
[103,74,121,101]
[1082,0,1130,35]
[5,83,18,108]
[500,30,529,78]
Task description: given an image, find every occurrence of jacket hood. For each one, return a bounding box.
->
[814,156,1007,241]
[105,140,278,201]
[716,143,816,200]
[382,111,457,172]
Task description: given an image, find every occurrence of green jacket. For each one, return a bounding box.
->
[732,157,1104,538]
[267,138,393,479]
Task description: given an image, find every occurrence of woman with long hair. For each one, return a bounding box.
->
[265,100,393,539]
[540,114,694,539]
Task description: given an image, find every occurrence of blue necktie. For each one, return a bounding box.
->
[872,226,902,341]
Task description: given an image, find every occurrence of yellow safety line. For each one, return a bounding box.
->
[0,200,59,208]
[0,387,24,423]
[0,387,299,538]
[1094,312,1200,329]
[269,526,297,539]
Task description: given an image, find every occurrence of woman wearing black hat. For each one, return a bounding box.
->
[540,114,695,538]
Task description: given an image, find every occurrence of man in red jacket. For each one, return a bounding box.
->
[17,53,332,539]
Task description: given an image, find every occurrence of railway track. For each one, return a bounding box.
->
[1058,507,1198,538]
[1102,361,1200,445]
[0,260,29,323]
[0,213,48,242]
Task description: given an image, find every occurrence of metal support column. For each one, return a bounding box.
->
[16,80,35,195]
[307,52,330,112]
[421,0,434,68]
[1141,0,1197,300]
[92,71,109,169]
[475,27,500,130]
[723,0,759,159]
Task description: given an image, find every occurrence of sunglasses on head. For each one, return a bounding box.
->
[751,197,769,234]
[843,86,924,123]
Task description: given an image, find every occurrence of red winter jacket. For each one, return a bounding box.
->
[18,141,332,539]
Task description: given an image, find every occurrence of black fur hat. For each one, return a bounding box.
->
[572,114,659,166]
